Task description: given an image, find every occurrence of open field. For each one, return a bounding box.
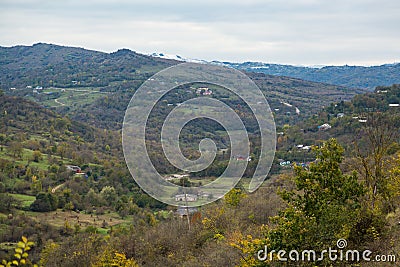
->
[23,209,129,233]
[41,87,110,108]
[0,146,73,171]
[9,193,36,209]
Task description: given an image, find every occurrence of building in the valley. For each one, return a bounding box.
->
[175,194,197,202]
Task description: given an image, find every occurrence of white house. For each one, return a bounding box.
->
[175,194,197,202]
[318,123,331,131]
[196,87,213,96]
[66,165,81,173]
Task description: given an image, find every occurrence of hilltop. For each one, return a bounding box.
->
[0,43,174,89]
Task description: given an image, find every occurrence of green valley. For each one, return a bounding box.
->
[0,44,399,266]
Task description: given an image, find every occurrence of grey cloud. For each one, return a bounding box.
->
[0,0,399,65]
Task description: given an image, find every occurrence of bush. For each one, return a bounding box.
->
[30,192,58,212]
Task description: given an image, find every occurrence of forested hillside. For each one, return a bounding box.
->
[0,92,169,264]
[0,43,174,89]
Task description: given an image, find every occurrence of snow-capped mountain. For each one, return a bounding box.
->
[149,52,208,64]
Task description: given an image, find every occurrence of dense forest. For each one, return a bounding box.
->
[0,44,400,266]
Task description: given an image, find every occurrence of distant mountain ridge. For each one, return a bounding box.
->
[218,61,400,90]
[149,53,400,90]
[0,43,370,129]
[2,43,397,91]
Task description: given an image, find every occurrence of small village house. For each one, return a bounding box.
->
[175,194,197,202]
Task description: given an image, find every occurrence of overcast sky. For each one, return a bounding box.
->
[1,0,399,66]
